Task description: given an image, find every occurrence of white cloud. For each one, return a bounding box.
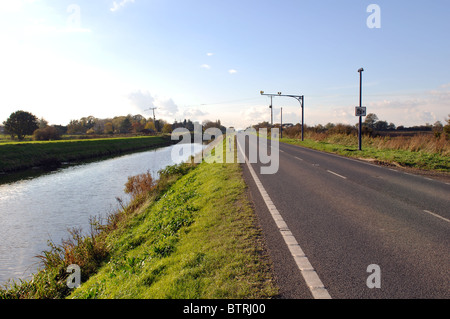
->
[110,0,135,12]
[240,106,266,124]
[128,90,156,111]
[183,108,208,118]
[206,53,214,56]
[200,64,211,69]
[157,98,179,117]
[365,85,450,126]
[127,90,179,119]
[228,69,238,74]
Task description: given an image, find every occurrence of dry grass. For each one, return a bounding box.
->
[370,134,449,156]
[124,171,156,197]
[301,131,449,156]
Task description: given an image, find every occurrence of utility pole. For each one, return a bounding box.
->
[145,107,158,132]
[150,107,157,123]
[260,91,305,141]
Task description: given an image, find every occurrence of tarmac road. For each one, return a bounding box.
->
[237,134,450,299]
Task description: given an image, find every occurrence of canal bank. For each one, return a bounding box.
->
[0,135,176,174]
[0,138,278,299]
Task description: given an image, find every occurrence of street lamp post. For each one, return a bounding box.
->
[358,68,364,151]
[270,96,273,126]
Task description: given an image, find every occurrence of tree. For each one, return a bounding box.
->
[162,123,173,134]
[67,120,85,135]
[38,117,49,129]
[432,121,443,138]
[364,113,379,129]
[3,110,39,140]
[374,120,388,131]
[119,117,132,133]
[444,115,450,139]
[104,122,114,134]
[144,121,156,131]
[132,121,145,133]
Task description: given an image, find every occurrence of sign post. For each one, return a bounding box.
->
[357,68,364,151]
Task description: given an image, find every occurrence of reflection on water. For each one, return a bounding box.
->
[0,143,204,285]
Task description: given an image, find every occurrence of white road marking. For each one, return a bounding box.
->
[294,156,303,161]
[423,210,450,223]
[237,140,332,299]
[327,170,347,180]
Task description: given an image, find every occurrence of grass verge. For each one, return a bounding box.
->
[1,138,278,299]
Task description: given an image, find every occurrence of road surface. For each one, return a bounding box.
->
[237,134,450,299]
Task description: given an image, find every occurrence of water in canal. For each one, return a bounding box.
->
[0,143,204,285]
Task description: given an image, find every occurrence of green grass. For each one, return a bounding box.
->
[69,142,276,299]
[280,136,450,172]
[1,137,277,299]
[0,135,174,173]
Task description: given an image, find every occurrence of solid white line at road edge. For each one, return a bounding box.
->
[237,140,332,299]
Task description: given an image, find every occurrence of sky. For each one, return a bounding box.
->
[0,0,449,129]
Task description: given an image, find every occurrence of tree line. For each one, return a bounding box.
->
[1,110,227,141]
[254,113,450,139]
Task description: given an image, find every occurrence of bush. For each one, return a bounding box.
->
[33,126,61,141]
[124,171,155,197]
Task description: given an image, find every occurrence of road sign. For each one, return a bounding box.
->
[355,107,367,117]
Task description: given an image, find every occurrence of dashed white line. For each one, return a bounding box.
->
[327,170,347,180]
[423,210,450,223]
[294,156,303,161]
[237,140,332,299]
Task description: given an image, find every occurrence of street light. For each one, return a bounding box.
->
[358,68,364,151]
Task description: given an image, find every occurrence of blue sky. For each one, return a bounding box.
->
[1,0,449,129]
